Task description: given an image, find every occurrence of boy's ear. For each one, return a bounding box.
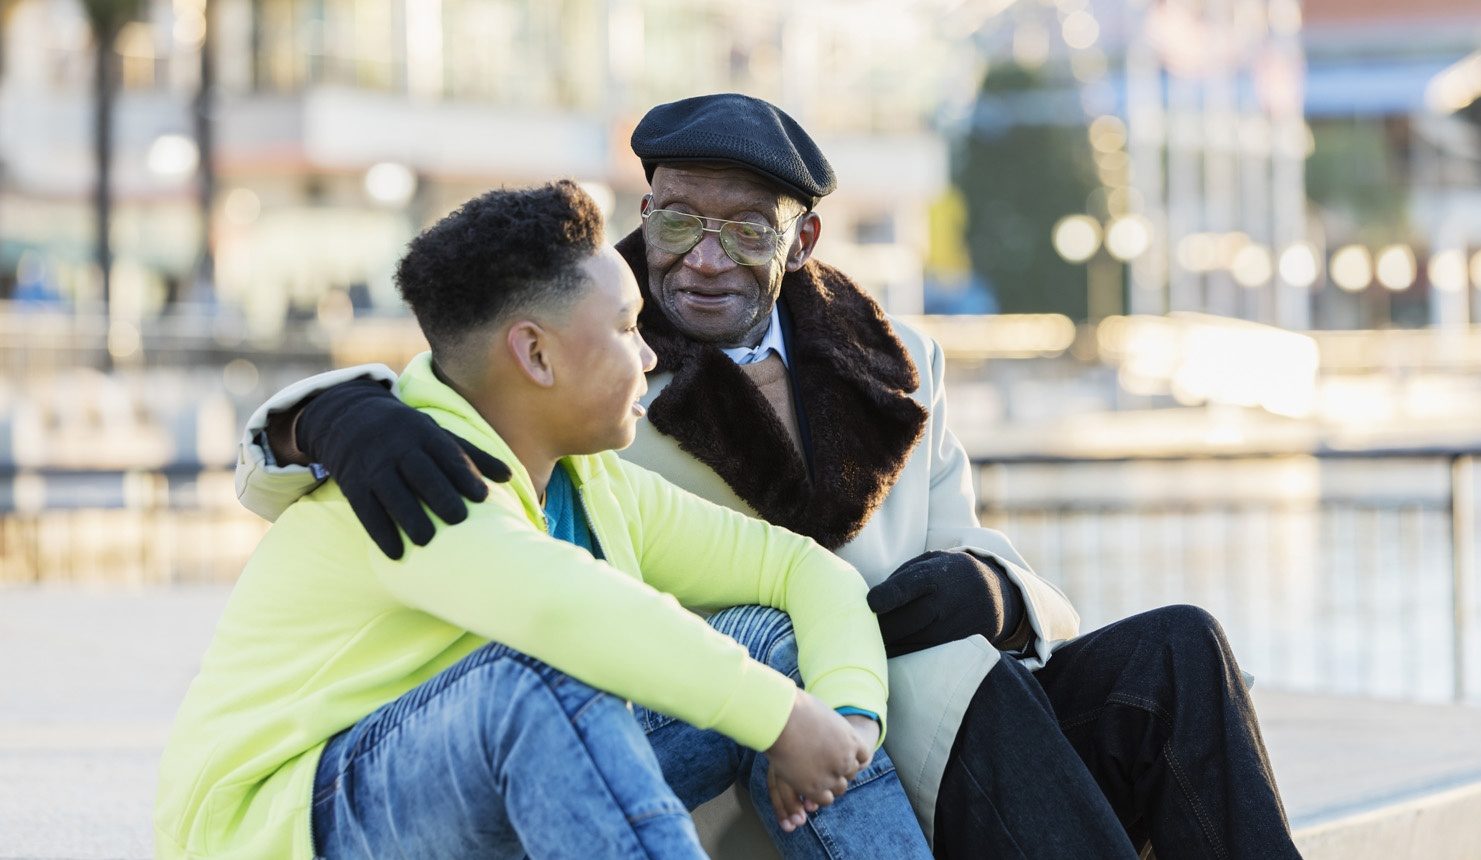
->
[506,321,556,388]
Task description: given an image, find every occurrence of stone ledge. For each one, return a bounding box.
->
[1295,780,1481,859]
[4,587,1478,858]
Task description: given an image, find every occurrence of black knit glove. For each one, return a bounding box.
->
[295,378,512,559]
[866,550,1027,658]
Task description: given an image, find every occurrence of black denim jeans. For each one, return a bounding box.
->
[933,605,1301,860]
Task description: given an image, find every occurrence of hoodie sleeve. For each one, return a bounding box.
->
[615,460,890,743]
[369,485,801,752]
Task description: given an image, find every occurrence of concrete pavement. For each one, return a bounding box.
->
[3,585,1479,858]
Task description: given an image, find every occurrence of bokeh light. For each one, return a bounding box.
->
[1052,215,1102,263]
[1374,245,1416,291]
[1105,215,1152,261]
[364,163,417,207]
[1278,243,1320,288]
[1231,245,1273,288]
[1060,11,1100,50]
[1176,234,1218,272]
[1089,116,1128,153]
[1427,250,1467,293]
[1329,245,1373,292]
[223,189,262,226]
[147,134,199,177]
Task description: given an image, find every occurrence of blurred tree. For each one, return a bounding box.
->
[80,0,147,317]
[953,64,1100,321]
[191,0,217,306]
[1305,117,1409,239]
[0,0,20,215]
[0,0,21,79]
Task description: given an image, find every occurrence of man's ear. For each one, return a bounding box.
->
[785,211,822,272]
[505,320,556,388]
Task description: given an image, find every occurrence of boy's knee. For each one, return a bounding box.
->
[456,641,609,718]
[462,640,556,680]
[706,606,799,680]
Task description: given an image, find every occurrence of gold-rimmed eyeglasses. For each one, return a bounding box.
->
[641,207,802,266]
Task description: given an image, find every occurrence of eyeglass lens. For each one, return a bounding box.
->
[644,210,781,265]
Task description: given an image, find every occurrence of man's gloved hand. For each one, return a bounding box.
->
[865,550,1027,658]
[294,378,512,559]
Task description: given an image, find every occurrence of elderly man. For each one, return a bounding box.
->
[237,94,1299,858]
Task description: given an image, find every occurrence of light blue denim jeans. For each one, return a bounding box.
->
[640,605,933,859]
[310,607,930,858]
[310,639,704,859]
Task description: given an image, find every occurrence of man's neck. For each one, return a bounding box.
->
[719,305,786,366]
[721,307,775,350]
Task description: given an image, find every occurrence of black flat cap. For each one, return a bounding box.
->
[631,93,837,208]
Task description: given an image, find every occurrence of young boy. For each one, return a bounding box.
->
[155,181,930,858]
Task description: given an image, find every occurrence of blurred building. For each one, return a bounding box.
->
[0,0,975,333]
[1303,0,1481,329]
[953,0,1481,330]
[952,0,1311,326]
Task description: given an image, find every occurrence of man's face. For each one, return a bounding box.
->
[643,165,816,348]
[547,246,657,453]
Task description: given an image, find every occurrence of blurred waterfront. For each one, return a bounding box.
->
[3,0,1481,712]
[6,310,1481,706]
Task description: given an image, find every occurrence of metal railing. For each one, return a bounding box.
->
[0,466,266,586]
[1,447,1478,705]
[974,448,1481,704]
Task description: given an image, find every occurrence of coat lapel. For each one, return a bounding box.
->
[615,229,927,550]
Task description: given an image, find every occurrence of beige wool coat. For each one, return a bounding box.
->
[618,318,1081,851]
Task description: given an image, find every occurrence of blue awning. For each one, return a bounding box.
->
[958,50,1474,136]
[1304,56,1468,117]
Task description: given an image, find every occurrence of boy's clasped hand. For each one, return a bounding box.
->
[765,690,878,832]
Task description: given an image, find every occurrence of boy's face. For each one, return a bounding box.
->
[547,246,657,454]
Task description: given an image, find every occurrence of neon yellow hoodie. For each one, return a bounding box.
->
[155,352,889,859]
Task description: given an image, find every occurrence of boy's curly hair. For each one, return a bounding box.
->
[396,179,605,358]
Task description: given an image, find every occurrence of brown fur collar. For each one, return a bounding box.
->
[615,229,928,550]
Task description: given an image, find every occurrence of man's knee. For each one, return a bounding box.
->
[1141,604,1238,678]
[706,606,799,682]
[1152,604,1226,644]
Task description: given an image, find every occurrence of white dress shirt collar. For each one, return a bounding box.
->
[718,305,788,368]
